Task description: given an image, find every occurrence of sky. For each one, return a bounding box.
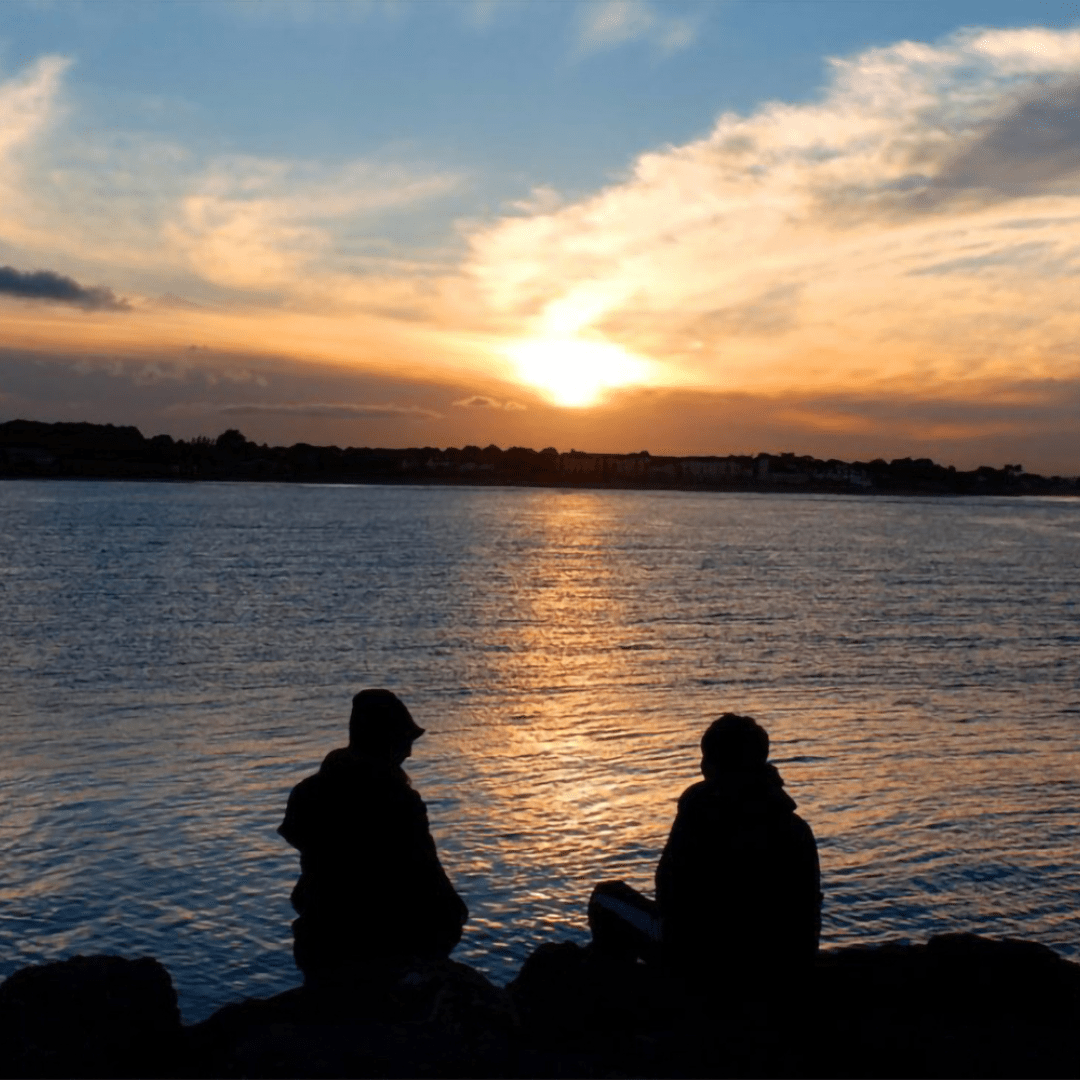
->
[2,0,1080,473]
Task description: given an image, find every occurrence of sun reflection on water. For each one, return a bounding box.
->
[1,483,1078,1022]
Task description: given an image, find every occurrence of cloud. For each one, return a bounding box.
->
[8,28,1080,473]
[165,156,461,291]
[575,1,696,57]
[462,26,1080,403]
[0,265,128,309]
[220,401,442,420]
[927,77,1080,201]
[5,344,1079,473]
[679,284,802,340]
[0,56,460,301]
[0,56,70,251]
[906,241,1080,278]
[453,395,525,410]
[0,55,68,161]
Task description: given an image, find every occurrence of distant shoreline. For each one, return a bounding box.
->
[6,474,1080,500]
[2,418,1078,497]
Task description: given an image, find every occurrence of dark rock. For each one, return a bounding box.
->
[507,934,1080,1078]
[0,954,182,1078]
[2,934,1075,1077]
[813,934,1080,1078]
[507,941,693,1078]
[185,958,516,1078]
[926,932,1078,1024]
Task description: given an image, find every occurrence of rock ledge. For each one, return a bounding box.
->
[1,934,1077,1078]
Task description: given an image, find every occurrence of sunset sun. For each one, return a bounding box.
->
[505,337,651,407]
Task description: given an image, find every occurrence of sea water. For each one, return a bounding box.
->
[1,480,1078,1021]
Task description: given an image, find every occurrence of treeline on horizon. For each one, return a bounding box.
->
[1,417,1077,496]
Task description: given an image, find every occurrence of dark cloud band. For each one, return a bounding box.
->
[221,402,442,420]
[0,266,128,310]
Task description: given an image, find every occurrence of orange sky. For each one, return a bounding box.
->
[4,28,1080,473]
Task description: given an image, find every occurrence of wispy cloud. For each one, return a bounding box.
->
[0,265,128,310]
[575,1,696,57]
[220,401,442,419]
[0,55,70,251]
[464,27,1080,402]
[166,156,460,291]
[453,395,525,410]
[0,55,68,160]
[0,56,460,302]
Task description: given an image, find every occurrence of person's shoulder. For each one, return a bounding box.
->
[319,746,356,772]
[676,780,712,810]
[281,748,351,795]
[278,766,327,844]
[324,750,420,798]
[318,747,390,781]
[285,767,324,806]
[790,810,818,845]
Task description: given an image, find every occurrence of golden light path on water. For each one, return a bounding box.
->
[0,483,1078,1022]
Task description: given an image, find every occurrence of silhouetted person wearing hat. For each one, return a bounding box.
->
[656,713,821,988]
[278,689,468,988]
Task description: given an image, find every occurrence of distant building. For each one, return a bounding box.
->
[557,452,650,477]
[3,446,56,468]
[681,458,735,480]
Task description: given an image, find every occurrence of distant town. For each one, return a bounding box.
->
[1,419,1077,496]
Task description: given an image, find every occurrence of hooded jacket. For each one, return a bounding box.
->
[279,747,468,973]
[655,763,821,978]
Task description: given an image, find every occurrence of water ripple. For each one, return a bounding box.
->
[0,483,1078,1021]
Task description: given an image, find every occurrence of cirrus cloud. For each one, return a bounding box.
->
[0,55,462,303]
[166,156,461,292]
[462,26,1080,406]
[453,395,526,410]
[575,1,696,57]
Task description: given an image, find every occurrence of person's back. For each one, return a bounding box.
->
[655,714,821,987]
[278,690,468,985]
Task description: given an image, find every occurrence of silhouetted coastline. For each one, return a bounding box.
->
[2,419,1077,495]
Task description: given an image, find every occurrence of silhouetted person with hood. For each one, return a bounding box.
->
[588,713,820,993]
[655,713,821,988]
[278,689,468,988]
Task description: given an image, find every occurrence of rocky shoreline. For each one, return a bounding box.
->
[1,933,1077,1078]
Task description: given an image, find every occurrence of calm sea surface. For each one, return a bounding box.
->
[1,480,1078,1021]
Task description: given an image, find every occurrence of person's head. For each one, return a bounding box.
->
[348,689,425,764]
[700,713,769,780]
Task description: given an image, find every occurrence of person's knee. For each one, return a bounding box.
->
[588,880,661,965]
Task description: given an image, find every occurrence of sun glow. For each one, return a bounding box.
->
[505,337,651,407]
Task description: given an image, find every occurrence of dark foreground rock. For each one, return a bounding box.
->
[0,954,183,1078]
[508,933,1080,1078]
[1,935,1077,1078]
[185,959,516,1078]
